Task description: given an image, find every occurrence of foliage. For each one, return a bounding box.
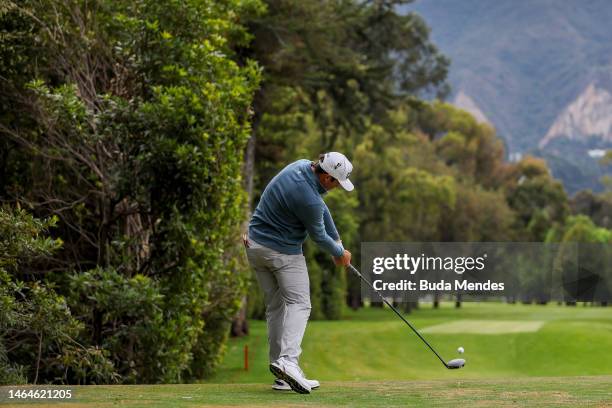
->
[242,0,450,318]
[303,187,359,320]
[570,189,612,230]
[245,0,449,133]
[547,216,612,304]
[249,87,569,311]
[0,0,261,383]
[0,206,118,385]
[506,156,569,241]
[64,268,163,383]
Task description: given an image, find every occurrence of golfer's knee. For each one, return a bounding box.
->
[284,295,311,310]
[279,280,310,308]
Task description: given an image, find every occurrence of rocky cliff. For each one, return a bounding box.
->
[540,83,612,148]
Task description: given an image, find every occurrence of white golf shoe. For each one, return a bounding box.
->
[272,378,320,391]
[269,359,312,394]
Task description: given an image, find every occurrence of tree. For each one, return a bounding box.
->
[239,0,450,317]
[571,190,612,229]
[550,216,612,306]
[240,0,450,203]
[506,156,570,241]
[1,0,261,383]
[0,206,120,385]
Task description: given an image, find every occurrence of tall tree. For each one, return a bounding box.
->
[242,0,449,185]
[237,0,449,318]
[1,0,261,383]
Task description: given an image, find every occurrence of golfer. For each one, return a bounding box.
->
[244,152,354,394]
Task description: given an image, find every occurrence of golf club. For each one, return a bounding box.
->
[347,264,466,370]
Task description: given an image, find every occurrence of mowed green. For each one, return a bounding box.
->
[4,303,611,407]
[210,302,612,382]
[2,376,611,407]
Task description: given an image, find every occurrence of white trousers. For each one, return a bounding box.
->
[245,237,311,365]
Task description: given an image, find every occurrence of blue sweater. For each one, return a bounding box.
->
[249,160,345,257]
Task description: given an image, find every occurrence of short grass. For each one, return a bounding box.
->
[2,376,611,407]
[209,302,612,383]
[3,303,611,407]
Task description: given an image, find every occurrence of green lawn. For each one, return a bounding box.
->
[2,376,611,407]
[209,302,612,383]
[3,303,611,407]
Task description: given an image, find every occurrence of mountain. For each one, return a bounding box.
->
[453,90,492,125]
[541,83,612,147]
[402,0,612,193]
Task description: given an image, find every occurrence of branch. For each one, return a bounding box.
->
[34,331,43,384]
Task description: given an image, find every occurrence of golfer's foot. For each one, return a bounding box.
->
[272,379,291,391]
[308,378,320,389]
[272,378,320,391]
[269,359,311,394]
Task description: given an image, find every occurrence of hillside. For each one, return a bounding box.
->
[403,0,612,193]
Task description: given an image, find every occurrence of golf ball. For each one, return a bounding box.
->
[457,346,464,354]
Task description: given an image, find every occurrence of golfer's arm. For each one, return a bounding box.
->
[300,204,344,257]
[322,203,340,241]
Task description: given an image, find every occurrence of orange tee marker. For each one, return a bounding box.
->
[244,344,249,371]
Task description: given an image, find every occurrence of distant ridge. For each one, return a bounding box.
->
[405,0,612,193]
[453,91,491,125]
[541,83,612,148]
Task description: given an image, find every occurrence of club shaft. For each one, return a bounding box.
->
[347,264,448,367]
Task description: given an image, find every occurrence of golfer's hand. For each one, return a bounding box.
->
[333,250,351,266]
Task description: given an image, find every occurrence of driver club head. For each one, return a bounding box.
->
[446,358,466,369]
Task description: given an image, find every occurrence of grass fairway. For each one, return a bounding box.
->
[211,302,612,382]
[2,376,611,407]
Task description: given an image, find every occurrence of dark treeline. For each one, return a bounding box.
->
[0,0,610,386]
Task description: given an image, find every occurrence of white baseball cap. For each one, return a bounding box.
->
[320,152,354,191]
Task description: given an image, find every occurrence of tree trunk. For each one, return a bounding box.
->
[455,293,462,308]
[347,290,362,310]
[243,130,257,208]
[231,128,257,337]
[231,305,249,337]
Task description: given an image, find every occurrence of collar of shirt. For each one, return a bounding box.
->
[303,161,327,195]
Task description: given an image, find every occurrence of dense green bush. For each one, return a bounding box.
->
[1,0,261,383]
[65,268,164,383]
[0,207,118,385]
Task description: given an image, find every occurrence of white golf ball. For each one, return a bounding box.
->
[457,346,464,354]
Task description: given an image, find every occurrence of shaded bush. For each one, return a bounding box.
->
[1,0,261,383]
